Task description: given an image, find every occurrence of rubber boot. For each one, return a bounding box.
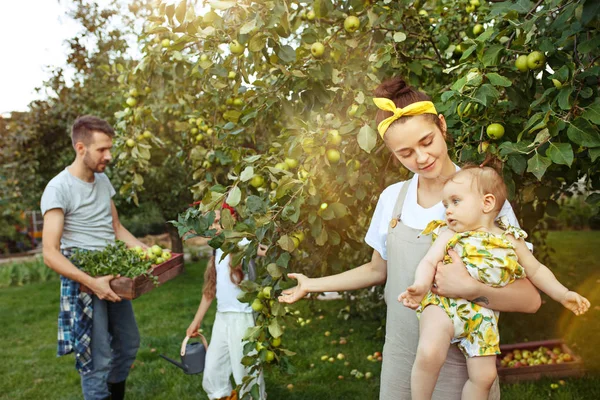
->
[108,380,126,400]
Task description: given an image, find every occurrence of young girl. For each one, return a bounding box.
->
[186,206,267,400]
[399,165,590,400]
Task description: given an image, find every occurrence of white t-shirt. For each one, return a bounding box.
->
[215,238,252,313]
[365,167,523,261]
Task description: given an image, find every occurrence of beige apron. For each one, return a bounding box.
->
[379,179,500,400]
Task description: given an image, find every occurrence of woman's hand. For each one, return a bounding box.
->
[431,249,478,299]
[278,273,310,303]
[186,320,201,338]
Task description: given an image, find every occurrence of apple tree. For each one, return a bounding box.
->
[108,0,598,395]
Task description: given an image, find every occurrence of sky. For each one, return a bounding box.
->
[0,1,81,114]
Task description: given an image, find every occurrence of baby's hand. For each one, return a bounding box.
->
[398,284,428,310]
[561,291,591,316]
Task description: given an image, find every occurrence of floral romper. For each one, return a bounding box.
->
[417,217,527,357]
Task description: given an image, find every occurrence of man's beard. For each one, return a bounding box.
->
[83,152,107,173]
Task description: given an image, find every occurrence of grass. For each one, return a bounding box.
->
[1,231,599,399]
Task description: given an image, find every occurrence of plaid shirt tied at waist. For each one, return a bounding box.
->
[58,248,94,374]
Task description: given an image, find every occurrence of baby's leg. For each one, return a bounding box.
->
[462,356,498,400]
[411,305,454,400]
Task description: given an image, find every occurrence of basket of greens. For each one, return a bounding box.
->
[73,241,184,300]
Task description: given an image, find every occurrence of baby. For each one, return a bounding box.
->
[399,165,590,400]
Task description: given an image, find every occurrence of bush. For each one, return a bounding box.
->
[0,257,58,288]
[119,202,167,238]
[545,195,599,230]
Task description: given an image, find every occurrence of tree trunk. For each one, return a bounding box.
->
[166,224,184,255]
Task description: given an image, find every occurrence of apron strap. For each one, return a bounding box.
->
[392,178,412,222]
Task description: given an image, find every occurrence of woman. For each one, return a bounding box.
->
[278,77,541,399]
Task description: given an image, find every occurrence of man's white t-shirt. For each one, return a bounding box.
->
[215,238,252,313]
[365,167,523,261]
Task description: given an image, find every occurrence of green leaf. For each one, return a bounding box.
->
[486,73,511,87]
[357,124,377,153]
[276,45,296,63]
[546,143,574,166]
[481,45,504,67]
[557,87,573,110]
[586,193,600,206]
[473,84,500,107]
[221,207,235,229]
[268,318,283,338]
[277,235,296,252]
[460,45,477,62]
[226,186,242,207]
[527,153,552,181]
[582,102,600,125]
[266,263,282,279]
[208,1,236,10]
[242,326,262,341]
[507,154,526,175]
[175,0,187,23]
[240,18,256,35]
[582,0,600,25]
[248,33,266,52]
[240,166,255,182]
[567,118,600,147]
[590,148,600,162]
[393,32,407,42]
[330,203,348,218]
[577,36,600,54]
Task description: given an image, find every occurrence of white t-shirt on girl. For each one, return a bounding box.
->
[215,238,253,313]
[365,167,523,261]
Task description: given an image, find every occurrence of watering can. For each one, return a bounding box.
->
[160,334,208,374]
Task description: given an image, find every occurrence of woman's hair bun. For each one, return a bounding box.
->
[373,76,412,99]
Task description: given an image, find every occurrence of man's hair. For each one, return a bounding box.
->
[448,164,507,213]
[71,115,115,147]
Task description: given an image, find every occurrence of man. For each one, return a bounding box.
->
[42,115,148,400]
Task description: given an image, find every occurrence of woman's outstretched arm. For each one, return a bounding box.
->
[278,249,387,304]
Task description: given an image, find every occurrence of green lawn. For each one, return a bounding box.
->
[1,231,599,399]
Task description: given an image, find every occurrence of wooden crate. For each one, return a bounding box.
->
[80,253,184,300]
[497,339,585,383]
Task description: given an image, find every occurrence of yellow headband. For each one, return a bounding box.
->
[373,98,438,138]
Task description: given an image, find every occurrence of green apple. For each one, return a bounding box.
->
[453,43,464,56]
[143,130,152,139]
[228,71,236,79]
[292,231,305,243]
[262,286,273,299]
[229,40,245,55]
[233,98,244,107]
[486,123,505,140]
[251,299,264,312]
[473,24,484,35]
[311,42,325,58]
[151,244,163,256]
[515,55,529,72]
[284,158,298,168]
[206,128,214,135]
[272,337,281,347]
[337,353,345,360]
[250,175,265,188]
[161,250,172,260]
[526,51,546,70]
[161,38,171,48]
[326,148,341,163]
[478,141,490,154]
[129,88,139,97]
[470,0,481,6]
[327,129,342,145]
[344,16,360,33]
[195,133,204,142]
[320,203,328,210]
[155,257,164,264]
[274,162,289,171]
[306,10,316,21]
[126,139,135,148]
[126,97,137,107]
[200,54,208,61]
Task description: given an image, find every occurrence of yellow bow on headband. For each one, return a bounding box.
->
[373,98,438,138]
